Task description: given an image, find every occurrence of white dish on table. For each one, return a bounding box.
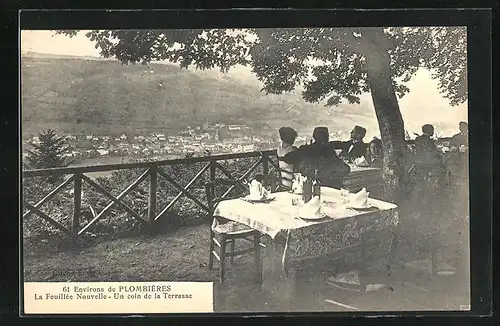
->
[346,202,377,211]
[241,195,275,203]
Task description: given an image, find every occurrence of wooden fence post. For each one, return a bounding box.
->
[206,161,217,222]
[210,160,216,182]
[72,172,82,249]
[262,153,269,188]
[148,166,157,233]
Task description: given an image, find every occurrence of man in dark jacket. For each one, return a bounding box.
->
[281,127,350,188]
[330,126,369,162]
[414,124,442,168]
[450,121,468,150]
[411,124,446,196]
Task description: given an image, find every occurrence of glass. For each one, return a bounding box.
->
[292,197,304,207]
[340,188,350,205]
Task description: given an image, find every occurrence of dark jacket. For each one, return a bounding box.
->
[413,134,443,169]
[329,140,369,161]
[281,142,350,188]
[450,132,468,148]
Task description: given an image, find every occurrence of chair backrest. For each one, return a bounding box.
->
[276,169,293,192]
[204,178,249,213]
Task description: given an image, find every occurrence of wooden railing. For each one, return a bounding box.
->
[22,150,281,247]
[22,137,455,247]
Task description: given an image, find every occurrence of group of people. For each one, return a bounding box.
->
[410,122,469,188]
[276,125,380,189]
[275,121,469,194]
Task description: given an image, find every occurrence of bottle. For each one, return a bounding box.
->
[312,169,321,199]
[302,177,313,203]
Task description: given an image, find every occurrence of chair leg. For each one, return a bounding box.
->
[431,247,438,276]
[230,239,235,266]
[358,268,367,294]
[288,268,298,306]
[208,231,215,270]
[254,233,262,283]
[220,234,227,283]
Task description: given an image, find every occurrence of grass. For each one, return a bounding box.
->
[23,221,470,312]
[22,180,470,312]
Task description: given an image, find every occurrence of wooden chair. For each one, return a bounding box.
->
[205,178,262,283]
[327,228,398,293]
[276,167,294,192]
[285,228,397,299]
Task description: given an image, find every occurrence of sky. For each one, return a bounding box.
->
[21,30,468,136]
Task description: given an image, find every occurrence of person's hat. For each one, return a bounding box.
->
[279,127,298,141]
[353,125,367,138]
[313,127,329,143]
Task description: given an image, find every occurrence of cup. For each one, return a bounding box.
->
[340,188,350,204]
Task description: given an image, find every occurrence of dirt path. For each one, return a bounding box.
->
[23,223,469,312]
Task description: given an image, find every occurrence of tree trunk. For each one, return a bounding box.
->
[365,50,406,204]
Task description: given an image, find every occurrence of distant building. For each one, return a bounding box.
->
[241,144,255,152]
[218,125,247,140]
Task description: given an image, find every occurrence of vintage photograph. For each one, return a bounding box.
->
[21,26,469,313]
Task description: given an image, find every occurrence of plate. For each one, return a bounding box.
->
[346,204,377,211]
[241,196,276,203]
[297,213,327,220]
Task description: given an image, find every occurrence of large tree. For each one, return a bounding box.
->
[59,27,466,203]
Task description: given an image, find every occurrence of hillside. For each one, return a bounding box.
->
[21,53,466,139]
[21,54,380,137]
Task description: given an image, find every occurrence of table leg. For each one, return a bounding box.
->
[261,235,295,310]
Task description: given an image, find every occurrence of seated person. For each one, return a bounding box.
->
[450,121,468,151]
[330,125,369,162]
[276,126,298,190]
[447,121,469,187]
[414,124,442,166]
[366,137,383,167]
[412,124,446,190]
[281,127,350,189]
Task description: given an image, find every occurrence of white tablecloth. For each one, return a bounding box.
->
[214,187,397,239]
[215,187,399,274]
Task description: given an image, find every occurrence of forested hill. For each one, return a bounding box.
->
[21,53,380,137]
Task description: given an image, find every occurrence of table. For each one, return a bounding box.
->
[214,187,399,299]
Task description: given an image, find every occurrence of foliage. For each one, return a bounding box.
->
[25,129,70,169]
[57,27,466,108]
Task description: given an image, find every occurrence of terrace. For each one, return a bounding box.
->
[22,141,469,312]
